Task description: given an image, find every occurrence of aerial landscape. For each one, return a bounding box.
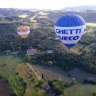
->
[0,0,96,96]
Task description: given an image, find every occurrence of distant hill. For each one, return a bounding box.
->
[0,8,96,23]
[63,5,96,10]
[0,8,32,17]
[5,16,23,21]
[48,11,96,22]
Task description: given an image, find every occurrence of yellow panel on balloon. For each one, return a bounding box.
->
[21,34,28,39]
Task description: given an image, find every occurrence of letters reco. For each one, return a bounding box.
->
[56,28,81,41]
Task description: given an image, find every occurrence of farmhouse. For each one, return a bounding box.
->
[27,48,37,55]
[12,51,19,55]
[4,50,11,54]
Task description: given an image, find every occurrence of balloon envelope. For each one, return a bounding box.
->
[17,25,30,39]
[55,14,86,48]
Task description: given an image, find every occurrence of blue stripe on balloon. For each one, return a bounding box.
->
[64,44,76,48]
[55,14,85,27]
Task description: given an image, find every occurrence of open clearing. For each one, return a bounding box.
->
[19,14,28,18]
[68,68,96,82]
[65,83,96,96]
[33,64,72,83]
[0,54,22,95]
[0,55,21,77]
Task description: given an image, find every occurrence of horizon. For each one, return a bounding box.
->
[0,0,96,10]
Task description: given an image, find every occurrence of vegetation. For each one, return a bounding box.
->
[0,9,96,96]
[93,92,96,96]
[8,73,27,96]
[84,79,96,85]
[48,80,65,95]
[65,83,96,96]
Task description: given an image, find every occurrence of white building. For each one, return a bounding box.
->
[27,48,37,55]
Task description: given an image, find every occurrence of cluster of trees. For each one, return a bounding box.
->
[84,79,96,85]
[8,72,27,96]
[47,79,75,96]
[48,80,65,95]
[35,49,96,74]
[93,92,96,96]
[79,33,96,45]
[0,23,56,51]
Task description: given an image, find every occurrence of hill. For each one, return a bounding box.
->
[0,8,96,23]
[62,5,96,10]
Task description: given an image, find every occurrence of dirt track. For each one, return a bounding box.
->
[0,79,11,96]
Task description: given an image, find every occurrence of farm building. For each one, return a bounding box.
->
[43,50,53,54]
[12,51,19,55]
[4,50,11,54]
[27,48,37,55]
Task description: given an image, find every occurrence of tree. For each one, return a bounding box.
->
[32,77,35,82]
[38,80,44,88]
[51,80,65,95]
[93,92,96,96]
[25,55,31,62]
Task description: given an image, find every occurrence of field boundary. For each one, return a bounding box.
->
[26,63,41,80]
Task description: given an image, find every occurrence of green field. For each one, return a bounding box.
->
[30,19,37,23]
[33,64,72,83]
[0,54,26,96]
[0,55,21,77]
[19,14,28,18]
[65,83,96,96]
[36,11,49,15]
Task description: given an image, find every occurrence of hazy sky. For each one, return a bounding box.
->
[0,0,96,10]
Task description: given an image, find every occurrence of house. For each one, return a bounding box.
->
[4,50,11,54]
[27,48,37,55]
[42,50,53,54]
[12,51,19,55]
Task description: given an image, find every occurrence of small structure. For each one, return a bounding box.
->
[48,61,53,66]
[58,95,63,96]
[27,48,37,55]
[4,50,11,54]
[46,50,53,54]
[92,44,96,49]
[44,84,51,91]
[12,51,19,55]
[55,37,60,40]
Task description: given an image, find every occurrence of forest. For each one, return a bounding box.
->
[0,22,96,75]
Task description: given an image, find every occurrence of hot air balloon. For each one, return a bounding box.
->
[55,14,86,50]
[17,24,30,39]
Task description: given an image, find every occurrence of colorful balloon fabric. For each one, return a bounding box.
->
[17,25,30,39]
[55,14,86,49]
